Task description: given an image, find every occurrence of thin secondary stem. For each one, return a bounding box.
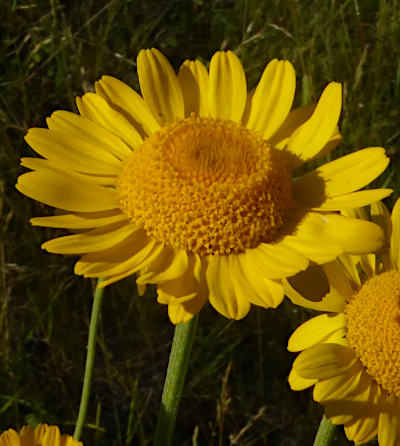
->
[73,278,105,441]
[153,315,199,446]
[313,415,336,446]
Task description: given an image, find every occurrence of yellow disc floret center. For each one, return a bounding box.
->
[346,270,400,397]
[117,115,292,255]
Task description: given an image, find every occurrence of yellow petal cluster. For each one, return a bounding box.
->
[0,424,82,446]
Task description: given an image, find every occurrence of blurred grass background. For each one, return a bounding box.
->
[1,0,400,444]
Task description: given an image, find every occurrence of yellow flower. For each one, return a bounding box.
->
[0,424,82,446]
[287,199,400,445]
[16,48,391,323]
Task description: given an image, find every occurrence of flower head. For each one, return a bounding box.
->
[16,48,391,323]
[287,199,400,445]
[0,424,82,446]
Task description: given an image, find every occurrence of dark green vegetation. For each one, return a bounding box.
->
[1,0,400,444]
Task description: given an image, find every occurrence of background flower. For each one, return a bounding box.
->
[0,424,82,446]
[287,199,400,445]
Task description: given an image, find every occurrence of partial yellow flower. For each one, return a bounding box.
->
[0,424,82,446]
[287,199,400,445]
[16,48,391,323]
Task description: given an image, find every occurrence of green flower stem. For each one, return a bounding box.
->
[313,415,336,446]
[153,315,199,446]
[73,278,105,441]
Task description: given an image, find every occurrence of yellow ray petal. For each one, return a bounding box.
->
[25,128,122,175]
[16,170,119,212]
[322,373,376,424]
[263,278,285,307]
[157,289,197,305]
[282,212,385,261]
[243,270,284,308]
[157,253,202,299]
[285,82,342,164]
[323,373,376,424]
[243,242,309,279]
[324,402,360,426]
[230,254,284,309]
[98,268,139,288]
[317,214,385,255]
[273,127,341,172]
[20,425,35,443]
[281,240,341,264]
[75,230,156,276]
[42,426,61,446]
[378,394,400,446]
[294,147,390,202]
[76,93,142,149]
[296,189,392,211]
[97,241,163,280]
[313,362,363,402]
[178,59,209,116]
[157,290,199,305]
[288,368,317,391]
[207,255,251,319]
[288,313,347,352]
[390,198,400,270]
[335,254,361,288]
[42,222,137,254]
[269,103,315,148]
[307,127,342,161]
[137,247,188,284]
[137,48,184,124]
[34,424,48,443]
[284,277,346,312]
[323,260,357,300]
[322,330,347,345]
[83,242,164,285]
[240,88,255,126]
[358,252,377,278]
[280,211,343,264]
[344,368,372,399]
[286,264,330,303]
[344,383,381,444]
[20,157,117,186]
[293,343,357,380]
[95,75,160,136]
[1,428,20,444]
[46,110,132,160]
[345,415,379,445]
[371,200,392,243]
[30,211,128,229]
[371,200,393,270]
[273,127,341,171]
[245,59,295,139]
[167,291,208,324]
[341,205,369,220]
[207,51,247,122]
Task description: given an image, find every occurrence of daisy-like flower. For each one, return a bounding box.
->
[0,424,82,446]
[287,199,400,445]
[16,48,391,324]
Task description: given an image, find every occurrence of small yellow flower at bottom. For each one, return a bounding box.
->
[286,199,400,445]
[0,424,82,446]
